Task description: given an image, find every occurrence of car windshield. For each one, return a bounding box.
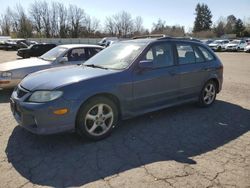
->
[84,42,146,70]
[40,46,67,61]
[230,40,240,44]
[28,45,34,49]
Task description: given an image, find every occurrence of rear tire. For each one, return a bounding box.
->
[198,81,217,107]
[76,96,119,141]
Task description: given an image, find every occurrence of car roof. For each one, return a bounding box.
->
[119,37,205,46]
[58,44,103,49]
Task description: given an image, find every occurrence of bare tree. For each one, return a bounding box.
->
[57,2,68,38]
[29,1,43,36]
[0,8,12,36]
[133,16,144,35]
[68,4,85,38]
[105,16,117,36]
[85,15,100,36]
[40,1,51,37]
[50,2,58,37]
[113,11,133,37]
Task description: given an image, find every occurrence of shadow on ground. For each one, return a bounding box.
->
[5,100,250,187]
[0,89,13,103]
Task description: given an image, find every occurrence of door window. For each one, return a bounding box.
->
[143,43,174,68]
[88,48,103,58]
[177,44,205,64]
[67,48,86,61]
[197,46,214,61]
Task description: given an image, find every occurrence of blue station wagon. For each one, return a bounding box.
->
[10,37,223,140]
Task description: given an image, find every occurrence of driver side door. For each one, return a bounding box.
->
[132,42,180,111]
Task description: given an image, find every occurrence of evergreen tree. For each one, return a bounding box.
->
[235,19,245,37]
[193,3,212,32]
[225,15,237,34]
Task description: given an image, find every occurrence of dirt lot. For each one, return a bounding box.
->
[0,50,249,188]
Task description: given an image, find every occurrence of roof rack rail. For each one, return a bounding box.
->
[132,34,166,39]
[158,36,201,42]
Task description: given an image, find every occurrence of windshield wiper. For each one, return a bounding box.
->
[84,64,108,70]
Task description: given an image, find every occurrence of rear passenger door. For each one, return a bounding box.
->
[176,43,213,99]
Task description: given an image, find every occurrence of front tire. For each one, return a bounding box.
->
[76,96,119,141]
[199,81,217,107]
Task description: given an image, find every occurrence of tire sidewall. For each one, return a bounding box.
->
[76,97,119,140]
[199,81,217,107]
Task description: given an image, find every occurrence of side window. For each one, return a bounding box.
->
[67,48,86,61]
[194,47,205,63]
[177,44,206,64]
[177,44,195,64]
[143,43,174,68]
[89,48,102,58]
[198,46,214,61]
[32,45,39,50]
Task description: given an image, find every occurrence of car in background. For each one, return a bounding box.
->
[3,39,29,50]
[17,43,57,58]
[225,40,247,52]
[208,39,230,51]
[98,37,119,46]
[0,44,104,89]
[244,44,250,53]
[10,37,223,140]
[201,39,214,45]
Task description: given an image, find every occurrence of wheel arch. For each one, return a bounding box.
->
[75,92,122,126]
[206,77,220,93]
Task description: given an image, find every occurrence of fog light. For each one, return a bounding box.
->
[53,108,68,115]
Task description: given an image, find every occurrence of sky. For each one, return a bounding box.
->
[0,0,249,32]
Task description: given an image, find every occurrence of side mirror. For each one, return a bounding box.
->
[59,57,68,63]
[138,60,154,69]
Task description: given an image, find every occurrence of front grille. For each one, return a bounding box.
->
[16,86,29,98]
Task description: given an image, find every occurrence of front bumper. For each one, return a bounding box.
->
[0,78,20,90]
[10,87,80,135]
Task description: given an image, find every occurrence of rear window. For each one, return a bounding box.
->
[198,46,214,61]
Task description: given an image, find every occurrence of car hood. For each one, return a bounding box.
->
[20,65,118,91]
[0,58,51,71]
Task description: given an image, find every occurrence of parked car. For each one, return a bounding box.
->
[244,44,250,53]
[208,39,230,51]
[225,40,247,51]
[201,39,214,45]
[10,37,223,140]
[17,43,57,58]
[0,44,104,89]
[3,39,29,50]
[98,37,118,46]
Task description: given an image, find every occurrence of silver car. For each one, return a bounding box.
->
[0,44,103,89]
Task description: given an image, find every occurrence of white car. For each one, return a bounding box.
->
[0,44,104,89]
[244,44,250,53]
[225,40,247,52]
[208,40,230,51]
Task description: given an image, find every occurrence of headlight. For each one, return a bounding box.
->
[2,71,12,78]
[29,91,63,102]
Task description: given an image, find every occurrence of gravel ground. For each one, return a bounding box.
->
[0,50,249,188]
